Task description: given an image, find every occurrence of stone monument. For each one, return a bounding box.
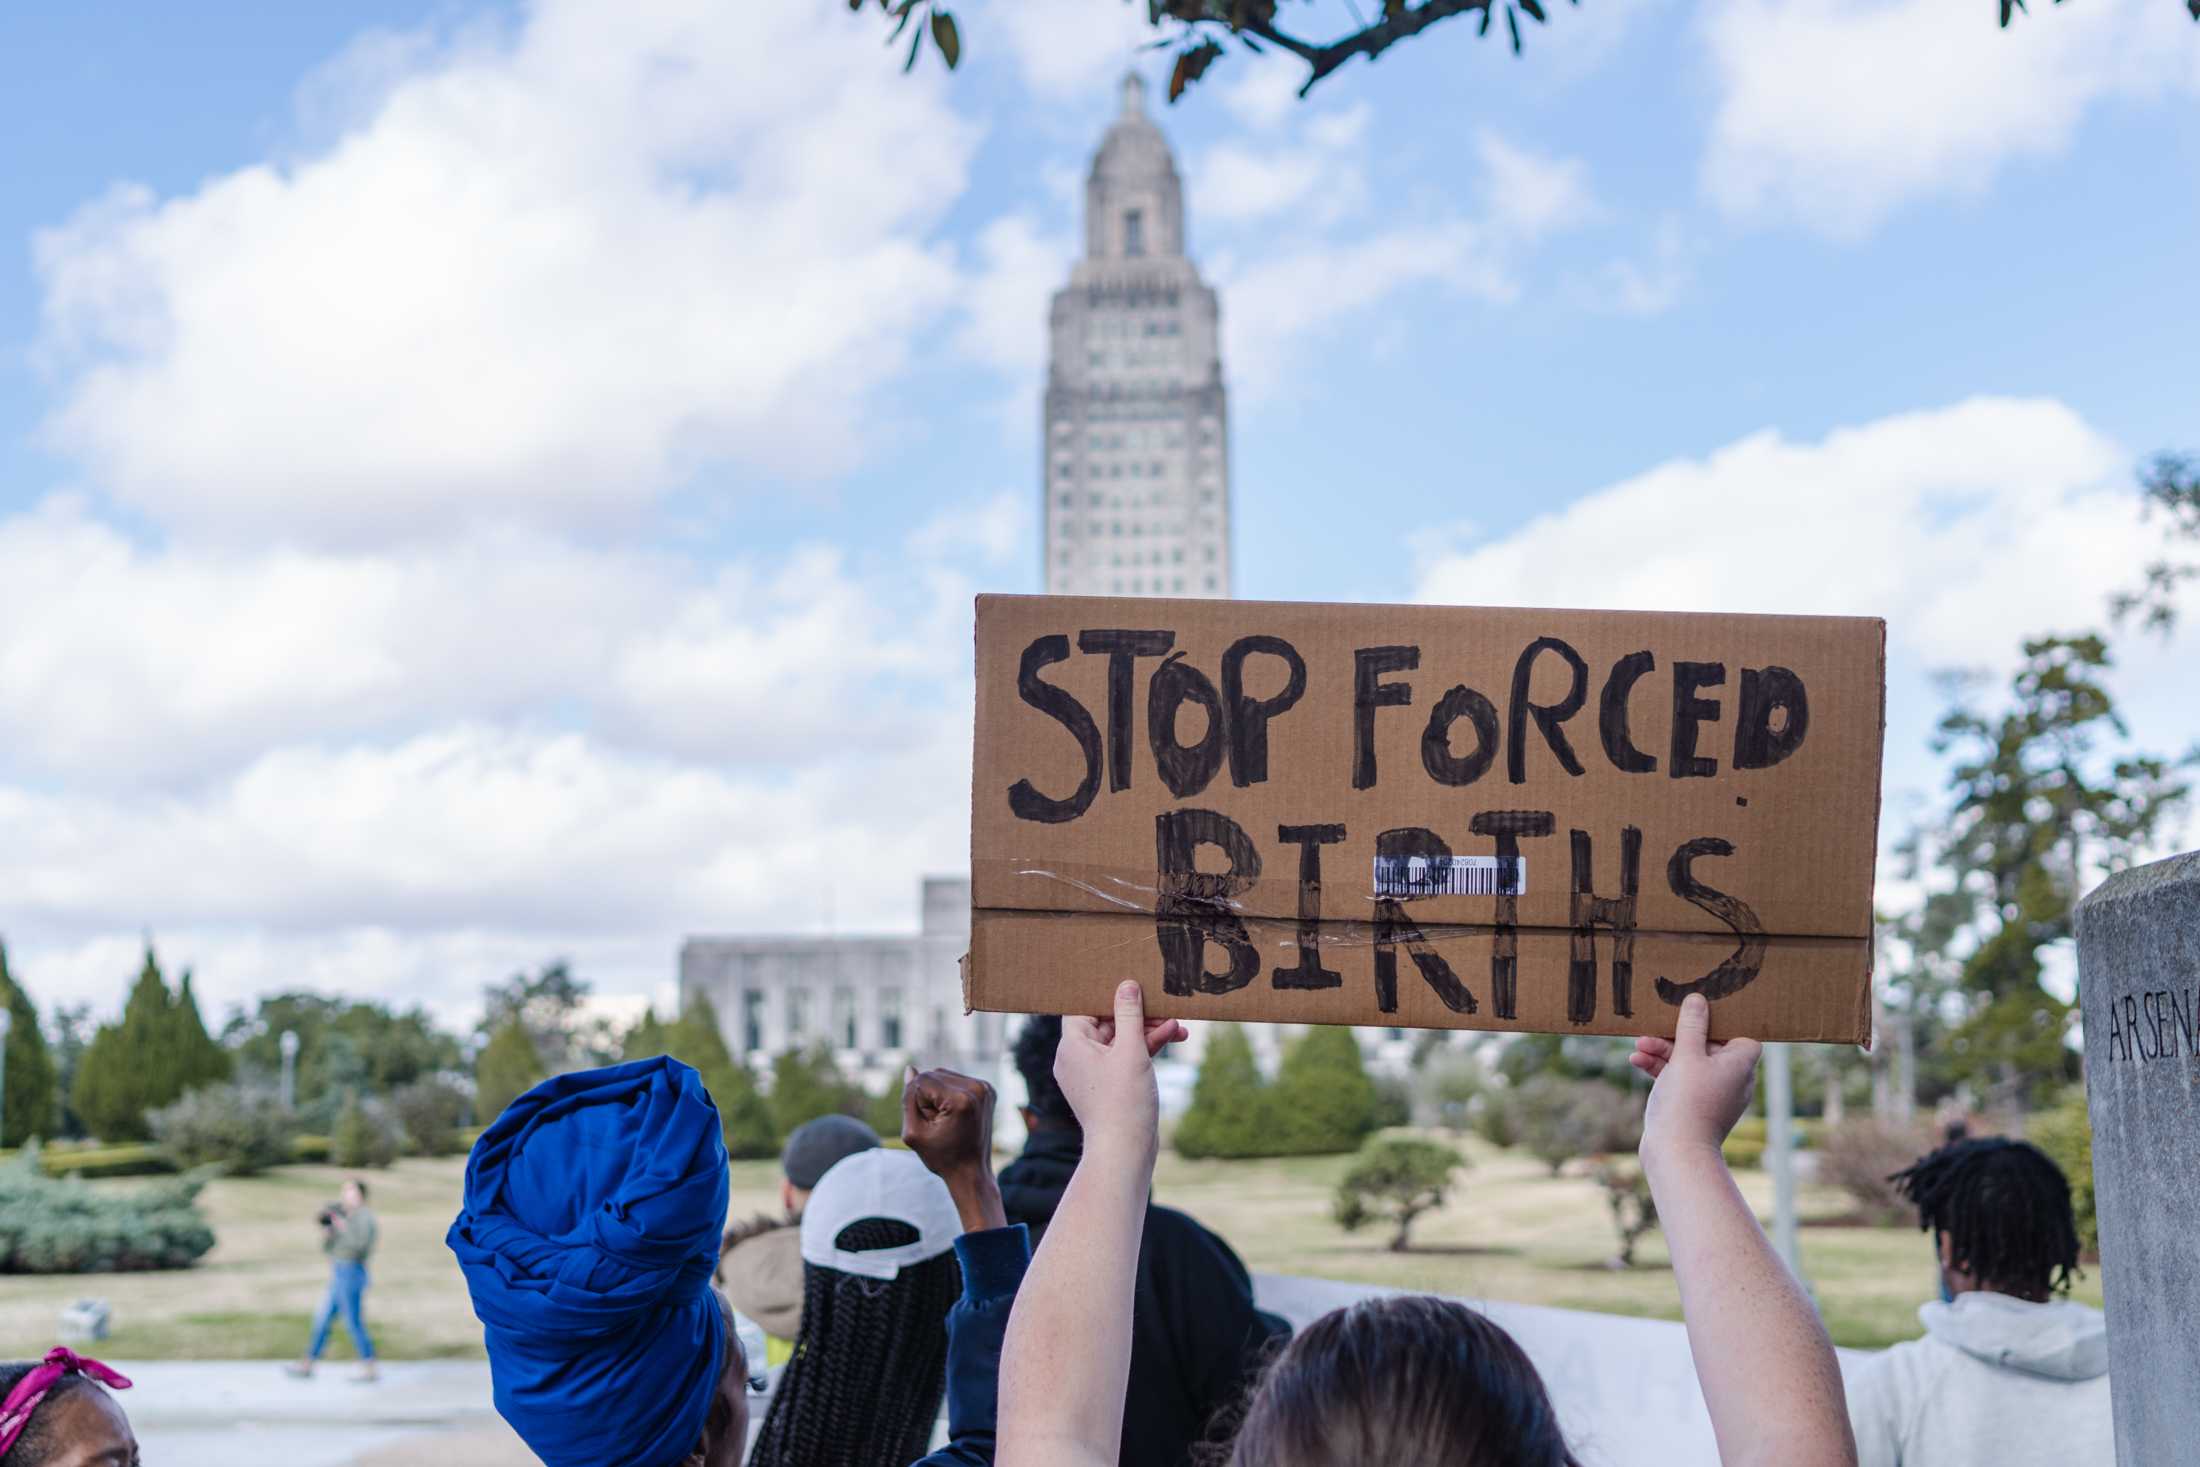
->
[2075,849,2200,1464]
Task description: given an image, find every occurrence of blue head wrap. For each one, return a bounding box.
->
[448,1056,729,1467]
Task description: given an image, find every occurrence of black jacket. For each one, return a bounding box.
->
[999,1127,1289,1467]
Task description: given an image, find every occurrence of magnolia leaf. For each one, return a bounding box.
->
[1999,0,2023,24]
[1507,5,1521,52]
[1479,6,1493,35]
[904,19,925,70]
[1168,39,1224,101]
[932,9,960,68]
[1521,0,1546,20]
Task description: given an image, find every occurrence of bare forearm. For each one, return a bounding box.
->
[998,1135,1149,1467]
[943,1165,1009,1234]
[1644,1142,1854,1467]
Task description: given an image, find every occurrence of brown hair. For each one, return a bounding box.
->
[1220,1295,1580,1467]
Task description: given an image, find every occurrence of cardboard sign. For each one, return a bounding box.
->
[966,594,1884,1043]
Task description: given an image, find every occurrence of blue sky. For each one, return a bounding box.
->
[1,0,2194,1024]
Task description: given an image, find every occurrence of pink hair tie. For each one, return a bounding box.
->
[0,1347,133,1456]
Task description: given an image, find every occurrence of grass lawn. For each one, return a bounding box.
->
[0,1135,2103,1358]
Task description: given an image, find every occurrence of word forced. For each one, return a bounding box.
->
[967,595,1885,1044]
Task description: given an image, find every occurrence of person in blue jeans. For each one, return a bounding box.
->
[288,1176,379,1382]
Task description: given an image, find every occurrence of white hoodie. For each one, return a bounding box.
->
[1847,1292,2114,1467]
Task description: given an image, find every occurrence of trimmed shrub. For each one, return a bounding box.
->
[1333,1137,1465,1253]
[1596,1159,1660,1268]
[26,1143,174,1180]
[1173,1026,1275,1160]
[1272,1027,1379,1155]
[147,1084,297,1175]
[1472,1088,1520,1150]
[2026,1094,2097,1257]
[1724,1116,1768,1170]
[0,1152,215,1272]
[389,1078,469,1157]
[292,1134,332,1164]
[331,1094,402,1169]
[1818,1118,1936,1226]
[1513,1075,1642,1176]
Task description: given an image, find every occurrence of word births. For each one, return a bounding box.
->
[1151,808,1764,1027]
[2103,984,2200,1066]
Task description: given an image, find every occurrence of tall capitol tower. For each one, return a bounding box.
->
[1043,74,1232,598]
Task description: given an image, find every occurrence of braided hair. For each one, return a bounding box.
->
[1889,1137,2080,1301]
[746,1218,962,1467]
[0,1363,89,1466]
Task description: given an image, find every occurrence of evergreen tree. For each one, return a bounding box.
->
[767,1043,863,1136]
[1172,1025,1274,1159]
[1270,1025,1379,1155]
[624,997,779,1159]
[73,946,190,1143]
[474,1019,548,1124]
[0,943,59,1147]
[168,971,231,1095]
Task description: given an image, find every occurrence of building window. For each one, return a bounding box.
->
[1204,575,1218,590]
[1124,209,1145,257]
[786,988,808,1039]
[741,989,765,1053]
[833,988,857,1050]
[881,988,904,1050]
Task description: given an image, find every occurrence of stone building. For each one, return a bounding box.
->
[1043,74,1232,598]
[678,876,1008,1094]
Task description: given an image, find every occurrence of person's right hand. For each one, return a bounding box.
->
[902,1066,996,1184]
[1054,981,1188,1164]
[1631,992,1761,1163]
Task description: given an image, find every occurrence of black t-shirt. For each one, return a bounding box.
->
[1000,1128,1290,1467]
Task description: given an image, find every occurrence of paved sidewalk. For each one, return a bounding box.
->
[113,1279,1880,1467]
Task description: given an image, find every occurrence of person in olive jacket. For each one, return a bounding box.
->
[288,1176,380,1382]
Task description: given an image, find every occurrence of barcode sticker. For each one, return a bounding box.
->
[1372,854,1527,898]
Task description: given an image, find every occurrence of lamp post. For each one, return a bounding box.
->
[0,1006,12,1150]
[1765,1040,1803,1282]
[279,1029,300,1113]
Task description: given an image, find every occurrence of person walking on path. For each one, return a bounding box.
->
[289,1176,380,1382]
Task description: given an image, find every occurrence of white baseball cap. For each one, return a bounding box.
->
[798,1148,962,1282]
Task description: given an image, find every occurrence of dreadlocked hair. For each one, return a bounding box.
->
[1889,1136,2080,1300]
[746,1218,962,1467]
[0,1362,92,1466]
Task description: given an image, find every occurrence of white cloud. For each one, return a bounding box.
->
[1701,0,2200,237]
[1216,222,1517,398]
[982,0,1158,101]
[1412,396,2148,668]
[1580,214,1691,315]
[1477,130,1599,239]
[954,215,1074,376]
[0,497,993,783]
[1193,104,1371,226]
[31,0,980,543]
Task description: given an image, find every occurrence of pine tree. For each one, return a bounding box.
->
[1271,1025,1379,1155]
[72,946,187,1143]
[0,943,59,1147]
[169,971,231,1095]
[475,1019,548,1124]
[624,997,779,1159]
[1172,1025,1275,1159]
[767,1043,863,1136]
